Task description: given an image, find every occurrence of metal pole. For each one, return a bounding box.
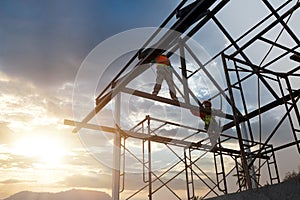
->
[241,122,258,188]
[179,39,190,104]
[112,93,121,200]
[147,116,152,200]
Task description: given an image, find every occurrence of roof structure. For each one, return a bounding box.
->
[65,0,300,199]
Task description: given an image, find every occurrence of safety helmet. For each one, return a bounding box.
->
[203,100,212,107]
[155,55,170,66]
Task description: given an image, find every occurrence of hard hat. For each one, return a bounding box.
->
[203,100,212,107]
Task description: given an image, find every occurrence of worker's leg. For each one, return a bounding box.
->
[152,84,161,95]
[163,67,178,100]
[152,66,163,95]
[207,130,218,146]
[207,118,220,146]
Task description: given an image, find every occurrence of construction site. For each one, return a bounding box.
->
[65,0,300,199]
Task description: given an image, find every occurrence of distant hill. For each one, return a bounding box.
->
[3,189,112,200]
[208,175,300,200]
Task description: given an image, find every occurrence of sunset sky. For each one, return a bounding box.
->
[1,0,300,199]
[0,1,178,199]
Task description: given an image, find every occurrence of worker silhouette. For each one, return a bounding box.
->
[152,55,178,101]
[191,100,220,148]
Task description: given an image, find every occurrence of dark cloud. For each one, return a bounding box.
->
[0,0,176,89]
[249,108,296,145]
[220,106,297,152]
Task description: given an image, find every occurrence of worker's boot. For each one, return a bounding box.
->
[169,90,178,101]
[152,84,161,95]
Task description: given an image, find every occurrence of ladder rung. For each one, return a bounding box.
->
[271,177,279,181]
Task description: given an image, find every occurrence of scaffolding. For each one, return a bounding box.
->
[65,0,300,199]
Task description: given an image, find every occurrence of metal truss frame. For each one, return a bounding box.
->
[65,0,300,199]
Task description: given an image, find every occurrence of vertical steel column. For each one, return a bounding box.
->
[120,137,126,193]
[265,145,280,184]
[179,39,190,104]
[142,121,148,183]
[234,157,243,192]
[112,93,121,200]
[147,116,152,200]
[184,147,195,200]
[241,122,258,188]
[213,142,228,194]
[222,54,252,189]
[233,61,254,142]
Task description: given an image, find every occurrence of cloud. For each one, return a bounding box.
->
[0,153,40,169]
[59,172,111,189]
[0,122,15,144]
[249,107,297,145]
[64,146,114,171]
[60,171,193,191]
[0,179,36,184]
[0,0,178,89]
[0,70,73,133]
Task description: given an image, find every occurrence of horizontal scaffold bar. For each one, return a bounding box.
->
[64,119,269,159]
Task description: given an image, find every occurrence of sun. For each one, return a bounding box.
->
[13,135,66,167]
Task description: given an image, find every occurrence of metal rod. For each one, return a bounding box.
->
[231,3,300,58]
[147,116,152,200]
[262,0,300,45]
[179,39,190,104]
[112,93,121,200]
[248,93,300,168]
[187,0,292,79]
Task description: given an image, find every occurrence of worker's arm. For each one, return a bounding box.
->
[211,108,225,117]
[190,109,205,120]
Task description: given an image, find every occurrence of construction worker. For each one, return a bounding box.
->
[190,100,220,147]
[152,55,178,101]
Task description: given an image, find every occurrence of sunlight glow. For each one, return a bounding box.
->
[13,136,66,167]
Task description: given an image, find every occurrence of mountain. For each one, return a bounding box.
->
[4,189,112,200]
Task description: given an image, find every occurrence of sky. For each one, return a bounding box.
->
[0,0,300,200]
